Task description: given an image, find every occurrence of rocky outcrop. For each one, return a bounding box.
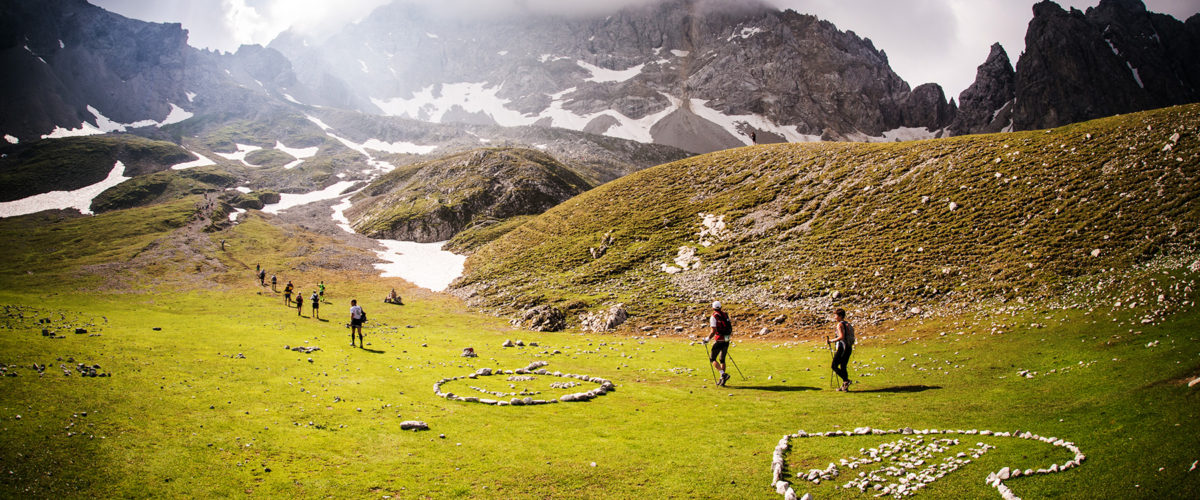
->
[580,304,629,332]
[345,148,592,242]
[948,44,1016,135]
[514,305,567,332]
[1010,0,1199,131]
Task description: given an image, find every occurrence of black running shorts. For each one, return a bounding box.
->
[710,340,729,364]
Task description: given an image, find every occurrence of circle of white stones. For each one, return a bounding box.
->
[433,361,616,406]
[770,427,1085,500]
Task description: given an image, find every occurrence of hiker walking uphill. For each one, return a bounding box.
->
[284,281,294,306]
[295,294,303,316]
[271,274,277,292]
[258,269,266,287]
[310,291,320,320]
[318,281,326,302]
[830,308,855,391]
[704,301,734,387]
[349,299,365,347]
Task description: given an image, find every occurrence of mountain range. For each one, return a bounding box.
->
[2,0,1197,155]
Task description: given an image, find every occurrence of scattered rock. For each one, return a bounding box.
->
[580,304,628,332]
[399,420,429,431]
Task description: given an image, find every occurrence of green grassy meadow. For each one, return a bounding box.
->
[0,244,1197,498]
[1,106,1199,498]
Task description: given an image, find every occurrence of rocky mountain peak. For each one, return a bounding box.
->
[948,43,1016,135]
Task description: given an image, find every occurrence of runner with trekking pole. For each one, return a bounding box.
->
[703,301,734,387]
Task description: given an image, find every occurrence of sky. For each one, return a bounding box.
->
[93,0,1199,99]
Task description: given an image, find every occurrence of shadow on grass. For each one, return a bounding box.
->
[854,385,942,393]
[360,348,385,354]
[730,385,821,392]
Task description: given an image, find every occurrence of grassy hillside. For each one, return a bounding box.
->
[90,167,238,213]
[0,151,1197,497]
[454,104,1200,327]
[347,148,593,243]
[0,135,195,202]
[0,198,1197,498]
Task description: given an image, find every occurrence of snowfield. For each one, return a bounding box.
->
[262,181,357,215]
[372,240,466,292]
[0,161,130,217]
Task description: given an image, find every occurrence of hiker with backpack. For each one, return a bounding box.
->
[258,269,266,286]
[704,301,733,386]
[311,291,320,319]
[830,308,855,391]
[295,294,303,316]
[271,274,277,292]
[349,299,366,347]
[284,281,294,306]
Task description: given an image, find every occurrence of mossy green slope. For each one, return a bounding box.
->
[454,104,1200,324]
[0,135,194,202]
[347,148,594,243]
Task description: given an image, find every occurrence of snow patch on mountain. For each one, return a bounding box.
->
[305,115,409,172]
[40,104,192,139]
[0,161,130,217]
[727,26,765,41]
[372,82,529,125]
[170,151,217,170]
[373,239,466,291]
[577,60,645,83]
[276,141,319,159]
[263,180,357,214]
[683,97,820,144]
[215,144,263,167]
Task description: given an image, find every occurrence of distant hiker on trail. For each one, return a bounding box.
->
[704,301,733,387]
[318,281,326,301]
[349,299,365,347]
[751,131,757,144]
[271,274,277,292]
[295,294,303,316]
[258,269,266,286]
[831,308,855,392]
[284,281,294,306]
[311,292,320,319]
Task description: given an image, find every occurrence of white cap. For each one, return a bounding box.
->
[712,301,722,310]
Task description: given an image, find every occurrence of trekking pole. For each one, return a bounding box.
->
[701,341,718,385]
[727,348,748,381]
[826,336,836,389]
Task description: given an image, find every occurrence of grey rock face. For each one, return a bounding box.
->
[1010,0,1200,131]
[948,43,1016,135]
[269,0,956,153]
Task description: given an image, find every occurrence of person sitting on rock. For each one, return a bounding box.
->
[385,288,403,305]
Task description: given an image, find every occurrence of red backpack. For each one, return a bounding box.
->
[713,311,732,339]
